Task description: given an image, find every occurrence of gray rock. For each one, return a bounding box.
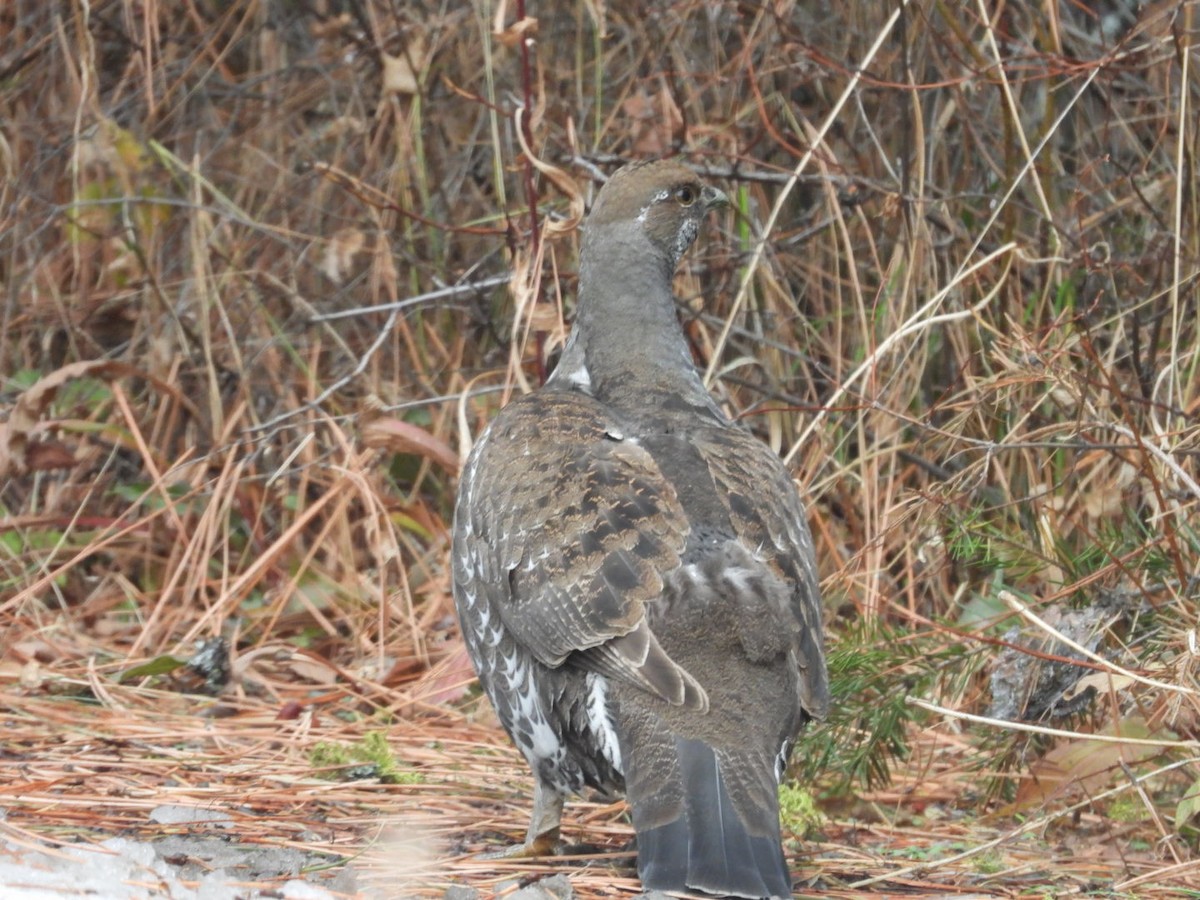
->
[508,873,574,900]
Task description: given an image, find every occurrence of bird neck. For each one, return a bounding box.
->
[558,229,712,416]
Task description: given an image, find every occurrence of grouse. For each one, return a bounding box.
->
[452,159,829,899]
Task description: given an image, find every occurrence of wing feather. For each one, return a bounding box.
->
[455,388,705,709]
[690,422,830,720]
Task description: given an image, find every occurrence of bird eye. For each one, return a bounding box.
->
[675,185,697,206]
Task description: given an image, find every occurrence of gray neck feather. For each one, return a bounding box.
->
[549,220,713,417]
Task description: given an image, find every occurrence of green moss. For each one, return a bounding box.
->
[972,849,1005,875]
[309,731,423,785]
[1107,796,1148,823]
[779,783,824,838]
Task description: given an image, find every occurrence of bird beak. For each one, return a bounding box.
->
[702,185,728,212]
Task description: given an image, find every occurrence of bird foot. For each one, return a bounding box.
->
[480,828,562,860]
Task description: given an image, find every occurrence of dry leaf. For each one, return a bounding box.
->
[1060,670,1136,704]
[1006,716,1162,814]
[402,646,476,708]
[233,644,338,688]
[23,440,77,472]
[494,15,538,48]
[382,37,428,96]
[360,416,460,474]
[0,360,142,479]
[281,652,339,686]
[321,227,366,283]
[513,112,584,237]
[1177,776,1200,834]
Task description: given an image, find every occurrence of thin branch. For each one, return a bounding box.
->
[308,274,512,323]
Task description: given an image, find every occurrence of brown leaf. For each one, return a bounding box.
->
[382,37,428,97]
[281,652,338,686]
[23,440,77,472]
[0,360,143,480]
[513,113,584,237]
[320,227,366,284]
[234,644,338,687]
[411,644,476,707]
[1006,716,1162,814]
[493,15,538,48]
[276,700,306,721]
[360,416,460,474]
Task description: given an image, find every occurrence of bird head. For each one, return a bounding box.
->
[584,160,728,271]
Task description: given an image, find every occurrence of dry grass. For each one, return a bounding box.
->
[3,0,1200,896]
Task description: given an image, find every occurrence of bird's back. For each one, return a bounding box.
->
[610,415,826,898]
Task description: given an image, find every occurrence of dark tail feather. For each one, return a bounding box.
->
[632,738,791,899]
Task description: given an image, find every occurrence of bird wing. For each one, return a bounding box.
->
[691,421,831,720]
[454,388,707,710]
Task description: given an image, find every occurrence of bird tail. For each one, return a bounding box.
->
[628,737,791,899]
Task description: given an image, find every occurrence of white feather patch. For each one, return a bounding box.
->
[584,673,622,773]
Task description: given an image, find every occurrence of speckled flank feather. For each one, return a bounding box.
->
[451,159,828,899]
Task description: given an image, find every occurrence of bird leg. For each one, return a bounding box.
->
[484,778,564,859]
[519,780,565,857]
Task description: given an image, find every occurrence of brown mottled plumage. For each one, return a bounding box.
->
[452,160,828,898]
